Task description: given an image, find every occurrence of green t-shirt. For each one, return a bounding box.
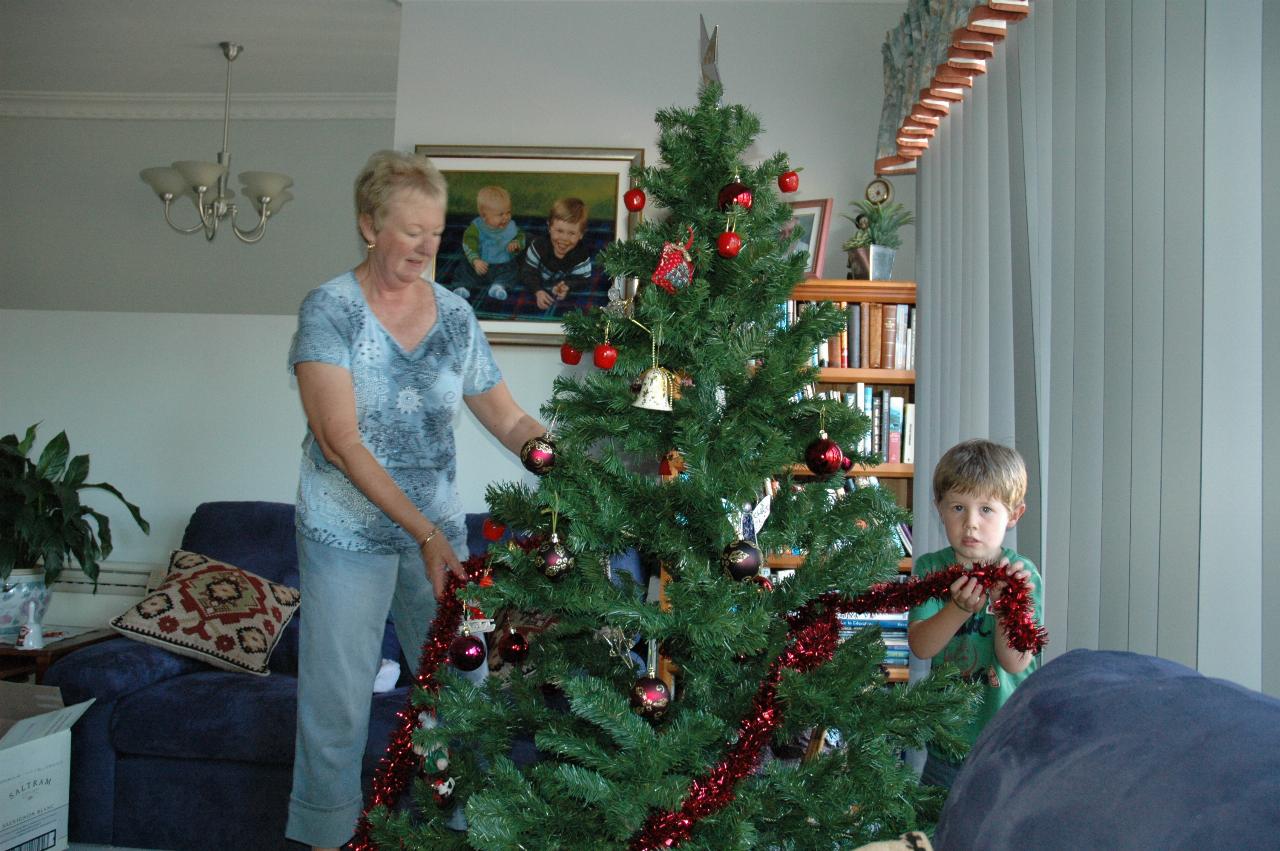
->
[909,546,1044,748]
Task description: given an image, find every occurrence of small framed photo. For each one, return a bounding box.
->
[414,144,644,345]
[782,198,834,278]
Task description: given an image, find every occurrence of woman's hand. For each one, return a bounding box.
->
[949,573,987,615]
[990,557,1030,603]
[418,530,467,599]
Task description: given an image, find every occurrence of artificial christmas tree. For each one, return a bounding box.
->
[365,82,1006,850]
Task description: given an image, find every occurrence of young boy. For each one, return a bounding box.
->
[454,185,524,301]
[519,197,593,315]
[907,438,1043,789]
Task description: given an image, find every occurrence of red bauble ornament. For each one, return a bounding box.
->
[482,517,506,541]
[560,343,583,365]
[496,627,529,665]
[778,170,800,193]
[520,435,556,476]
[630,673,672,719]
[537,533,575,581]
[750,574,774,592]
[717,178,753,211]
[593,342,619,370]
[716,230,742,258]
[840,455,854,472]
[624,187,647,212]
[804,430,845,475]
[448,633,487,671]
[720,539,763,581]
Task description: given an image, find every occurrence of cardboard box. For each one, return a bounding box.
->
[0,681,93,851]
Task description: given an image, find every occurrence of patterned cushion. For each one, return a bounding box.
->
[110,550,300,676]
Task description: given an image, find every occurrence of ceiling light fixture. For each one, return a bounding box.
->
[140,42,293,243]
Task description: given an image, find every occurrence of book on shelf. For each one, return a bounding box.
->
[847,303,861,368]
[867,303,883,369]
[903,402,916,465]
[881,309,898,370]
[894,304,909,370]
[871,393,883,457]
[886,394,904,464]
[879,389,892,462]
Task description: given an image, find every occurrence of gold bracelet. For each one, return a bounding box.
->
[416,528,440,548]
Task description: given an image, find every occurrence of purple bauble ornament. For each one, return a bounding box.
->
[537,533,575,581]
[630,674,672,719]
[520,435,556,476]
[448,633,487,671]
[804,430,845,475]
[720,539,763,581]
[497,627,529,665]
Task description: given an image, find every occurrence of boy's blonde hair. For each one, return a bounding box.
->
[932,439,1027,511]
[549,197,587,230]
[476,185,511,212]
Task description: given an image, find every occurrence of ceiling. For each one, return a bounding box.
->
[0,0,401,97]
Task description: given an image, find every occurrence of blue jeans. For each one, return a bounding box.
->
[285,534,486,847]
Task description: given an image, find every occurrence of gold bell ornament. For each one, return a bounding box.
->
[629,319,676,412]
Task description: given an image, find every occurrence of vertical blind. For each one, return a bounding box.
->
[908,0,1276,694]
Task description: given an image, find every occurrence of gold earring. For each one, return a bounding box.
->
[365,241,375,250]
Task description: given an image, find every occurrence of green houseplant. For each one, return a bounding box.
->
[0,423,149,587]
[842,199,915,251]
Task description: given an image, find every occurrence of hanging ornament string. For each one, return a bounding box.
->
[350,555,489,851]
[629,562,1046,850]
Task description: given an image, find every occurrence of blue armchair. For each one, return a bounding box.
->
[44,501,499,850]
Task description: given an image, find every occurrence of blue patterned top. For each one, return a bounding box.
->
[288,271,501,555]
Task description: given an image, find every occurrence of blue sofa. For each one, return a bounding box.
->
[44,501,499,850]
[933,648,1280,850]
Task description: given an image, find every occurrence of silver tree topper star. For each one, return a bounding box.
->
[700,15,720,88]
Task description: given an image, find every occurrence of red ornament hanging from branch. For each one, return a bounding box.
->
[652,227,696,294]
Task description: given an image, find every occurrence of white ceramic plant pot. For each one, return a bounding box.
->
[869,245,896,281]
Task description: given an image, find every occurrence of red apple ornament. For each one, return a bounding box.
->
[593,342,618,370]
[778,170,800,193]
[624,188,647,212]
[482,517,506,541]
[717,230,742,258]
[560,343,583,365]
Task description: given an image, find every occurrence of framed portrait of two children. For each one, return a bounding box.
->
[414,144,645,345]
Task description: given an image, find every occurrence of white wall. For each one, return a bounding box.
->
[0,0,908,572]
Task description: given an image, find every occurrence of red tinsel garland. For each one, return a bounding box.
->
[349,555,488,851]
[628,561,1047,850]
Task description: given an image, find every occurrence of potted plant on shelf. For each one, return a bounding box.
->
[0,424,149,641]
[842,178,915,280]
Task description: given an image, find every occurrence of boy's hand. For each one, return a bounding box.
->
[474,259,489,275]
[949,573,987,614]
[990,558,1030,602]
[551,282,569,300]
[506,239,520,254]
[535,289,554,309]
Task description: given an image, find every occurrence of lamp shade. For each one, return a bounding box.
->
[239,171,293,201]
[172,160,227,191]
[140,167,189,199]
[245,189,294,216]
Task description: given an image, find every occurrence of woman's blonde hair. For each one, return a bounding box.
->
[932,439,1027,511]
[354,150,448,239]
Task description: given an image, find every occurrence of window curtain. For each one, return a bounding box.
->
[907,0,1275,694]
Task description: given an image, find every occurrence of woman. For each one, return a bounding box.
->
[285,150,546,850]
